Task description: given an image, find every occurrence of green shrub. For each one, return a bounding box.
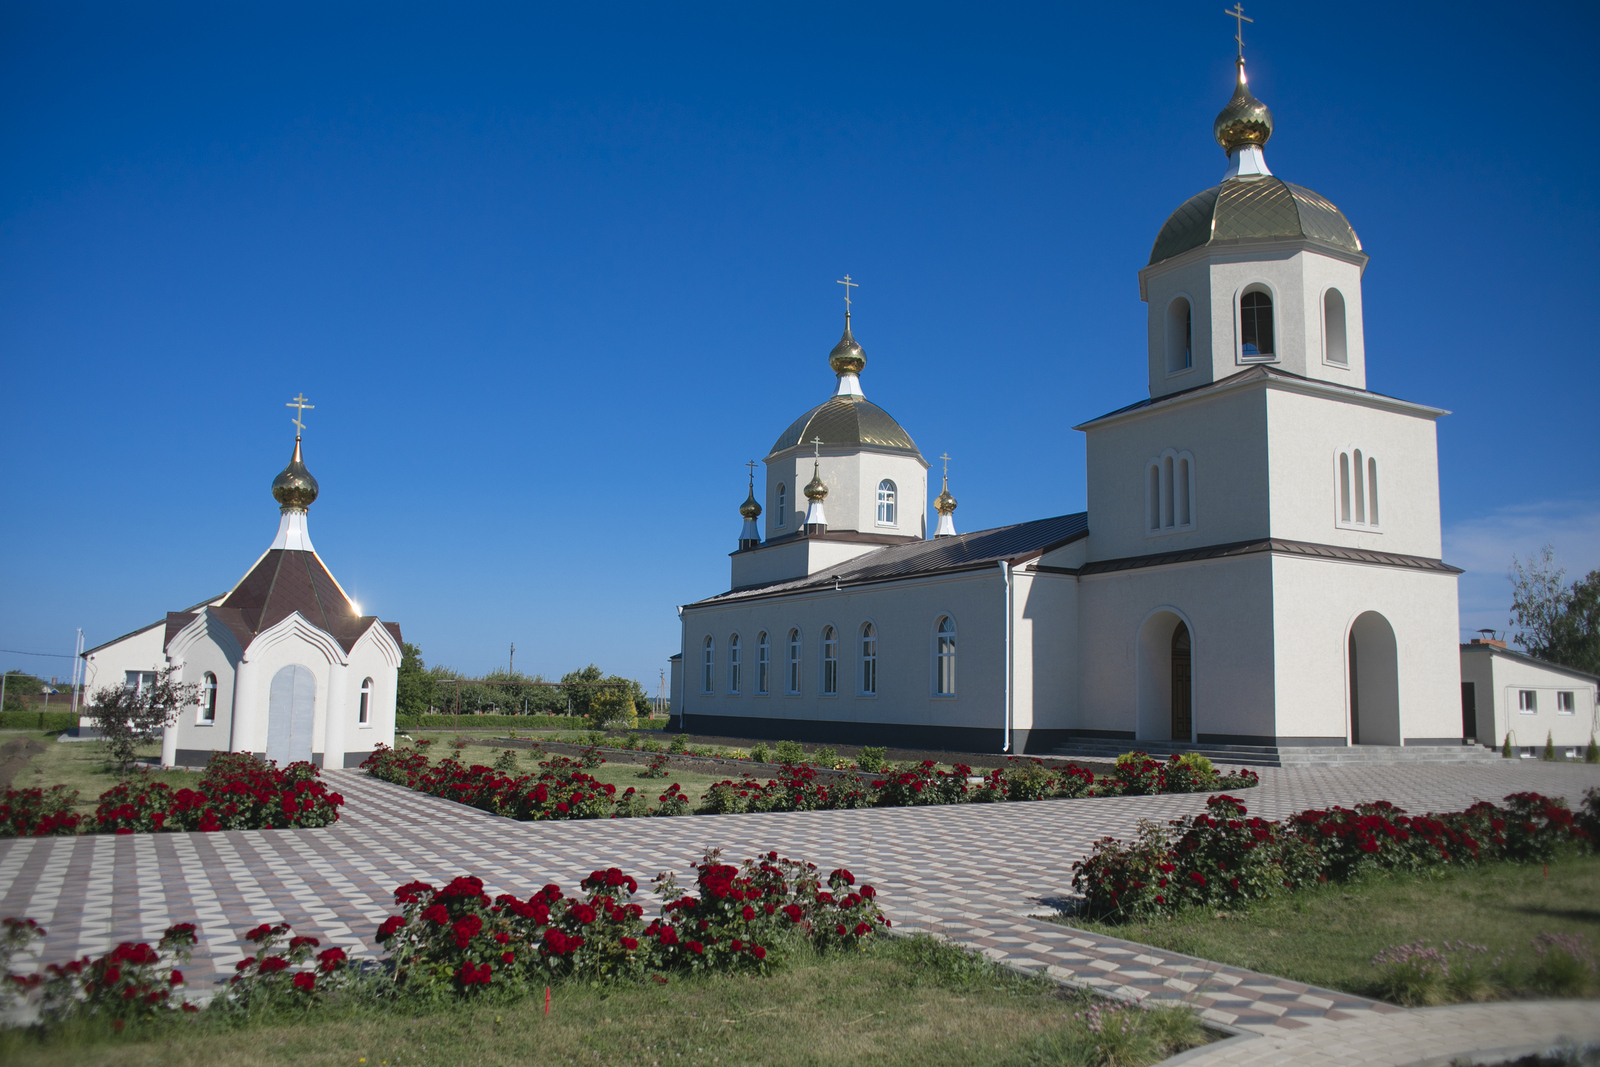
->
[588,690,637,730]
[1544,731,1557,761]
[1529,933,1597,997]
[637,737,664,754]
[1503,734,1515,758]
[773,740,805,765]
[0,711,77,731]
[492,749,520,772]
[811,746,837,768]
[1586,737,1599,764]
[855,746,887,773]
[1368,942,1450,1006]
[668,734,688,754]
[749,741,771,764]
[395,713,578,730]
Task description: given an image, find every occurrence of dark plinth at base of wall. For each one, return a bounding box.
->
[1404,737,1467,746]
[1195,733,1352,747]
[174,749,374,769]
[343,751,373,768]
[668,713,1070,755]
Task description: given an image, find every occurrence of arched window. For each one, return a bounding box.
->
[1324,288,1348,365]
[200,672,218,723]
[1239,288,1275,360]
[859,623,877,695]
[776,484,786,527]
[727,633,741,694]
[756,632,770,695]
[821,626,838,695]
[1145,449,1196,535]
[876,481,897,526]
[702,636,715,693]
[1165,296,1193,373]
[1336,449,1380,530]
[934,616,956,696]
[786,629,801,694]
[359,677,373,724]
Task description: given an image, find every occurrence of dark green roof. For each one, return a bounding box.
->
[1149,177,1362,265]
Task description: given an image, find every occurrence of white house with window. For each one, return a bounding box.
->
[1460,639,1598,757]
[79,428,401,769]
[670,56,1475,761]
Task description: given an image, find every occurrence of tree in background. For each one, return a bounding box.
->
[561,664,646,720]
[396,643,436,719]
[2,670,46,714]
[1510,546,1600,676]
[87,666,199,773]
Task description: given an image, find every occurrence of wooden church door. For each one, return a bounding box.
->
[266,664,317,766]
[1170,622,1192,741]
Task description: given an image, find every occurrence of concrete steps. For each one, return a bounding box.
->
[1047,738,1505,768]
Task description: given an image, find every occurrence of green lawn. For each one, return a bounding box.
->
[0,731,202,816]
[0,937,1208,1067]
[1070,853,1600,1003]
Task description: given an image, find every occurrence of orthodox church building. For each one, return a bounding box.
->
[80,404,401,769]
[671,56,1471,758]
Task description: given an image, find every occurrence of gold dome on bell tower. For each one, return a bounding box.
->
[271,394,319,511]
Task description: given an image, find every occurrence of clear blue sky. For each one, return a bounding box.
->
[3,1,1597,687]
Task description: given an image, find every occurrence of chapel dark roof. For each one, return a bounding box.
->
[214,549,398,653]
[694,512,1088,605]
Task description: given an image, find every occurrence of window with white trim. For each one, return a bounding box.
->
[776,484,786,527]
[1336,449,1381,530]
[727,633,741,694]
[1518,689,1537,713]
[1238,286,1275,360]
[859,623,877,695]
[1145,449,1196,535]
[786,629,801,695]
[876,481,897,526]
[756,632,770,695]
[1324,288,1348,365]
[200,672,217,724]
[702,636,715,694]
[124,671,157,695]
[935,616,956,696]
[1557,691,1575,714]
[359,677,373,724]
[821,626,838,695]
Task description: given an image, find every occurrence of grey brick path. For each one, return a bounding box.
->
[1,760,1596,1039]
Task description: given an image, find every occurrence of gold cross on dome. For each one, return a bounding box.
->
[745,459,758,486]
[286,393,314,436]
[1224,3,1253,60]
[939,452,951,478]
[836,275,858,313]
[811,436,824,459]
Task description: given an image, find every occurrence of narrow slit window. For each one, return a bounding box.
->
[1149,465,1161,531]
[1367,458,1379,526]
[859,623,876,695]
[727,633,741,694]
[821,627,838,695]
[787,629,800,694]
[1162,455,1174,528]
[200,672,218,723]
[1176,458,1191,526]
[702,636,714,694]
[1353,449,1366,524]
[935,616,956,696]
[757,632,770,694]
[1324,289,1348,364]
[776,484,786,527]
[359,677,373,724]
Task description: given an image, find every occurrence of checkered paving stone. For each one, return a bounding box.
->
[1,760,1595,1035]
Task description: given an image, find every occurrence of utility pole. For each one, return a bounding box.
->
[70,628,85,718]
[509,643,515,676]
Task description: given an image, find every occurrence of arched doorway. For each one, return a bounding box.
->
[1137,610,1193,741]
[1348,612,1400,746]
[266,664,316,765]
[1170,622,1192,742]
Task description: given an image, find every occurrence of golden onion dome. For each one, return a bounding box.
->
[935,484,957,515]
[1214,60,1273,152]
[828,316,866,376]
[739,486,762,519]
[804,464,828,502]
[271,437,319,510]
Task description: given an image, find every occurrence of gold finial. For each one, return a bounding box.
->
[1224,3,1252,61]
[271,407,320,511]
[804,437,828,501]
[740,461,762,518]
[828,280,867,377]
[286,392,314,437]
[836,274,857,314]
[935,453,957,515]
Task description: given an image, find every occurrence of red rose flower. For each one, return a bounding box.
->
[621,937,639,950]
[742,905,756,922]
[292,972,316,992]
[317,947,347,972]
[686,941,704,954]
[751,945,766,960]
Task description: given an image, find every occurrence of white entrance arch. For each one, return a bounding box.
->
[1136,608,1195,742]
[266,664,317,765]
[1348,611,1400,746]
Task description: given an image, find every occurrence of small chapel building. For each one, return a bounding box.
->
[80,408,401,769]
[671,54,1472,759]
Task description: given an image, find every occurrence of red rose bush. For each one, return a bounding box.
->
[1073,790,1594,921]
[4,920,200,1027]
[0,785,82,837]
[91,752,343,835]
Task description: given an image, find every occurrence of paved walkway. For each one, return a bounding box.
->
[0,760,1595,1044]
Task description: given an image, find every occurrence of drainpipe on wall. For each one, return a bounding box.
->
[998,560,1012,754]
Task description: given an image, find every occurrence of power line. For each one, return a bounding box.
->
[0,649,76,658]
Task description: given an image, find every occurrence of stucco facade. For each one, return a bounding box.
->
[1460,643,1599,755]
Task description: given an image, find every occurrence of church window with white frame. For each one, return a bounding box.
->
[1323,288,1348,365]
[821,626,838,695]
[1336,449,1380,530]
[934,615,956,696]
[786,629,801,694]
[200,672,217,724]
[359,677,373,724]
[776,484,786,527]
[1165,295,1193,374]
[1558,691,1575,714]
[1145,449,1196,535]
[727,633,741,694]
[876,481,897,526]
[1237,286,1275,360]
[756,632,770,695]
[859,622,877,695]
[1518,690,1537,713]
[702,636,715,693]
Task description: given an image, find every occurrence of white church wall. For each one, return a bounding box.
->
[344,625,400,766]
[1013,569,1079,736]
[678,570,1007,742]
[1270,555,1462,744]
[1141,254,1214,397]
[730,536,886,589]
[1083,385,1269,563]
[1264,388,1443,558]
[1078,555,1277,744]
[1296,252,1366,387]
[165,613,244,765]
[79,624,168,728]
[231,616,344,760]
[1036,538,1088,571]
[1463,647,1599,753]
[765,449,926,539]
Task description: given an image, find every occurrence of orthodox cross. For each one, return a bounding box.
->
[745,459,758,486]
[286,393,314,436]
[836,275,857,313]
[811,436,824,459]
[1224,3,1252,59]
[939,452,951,479]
